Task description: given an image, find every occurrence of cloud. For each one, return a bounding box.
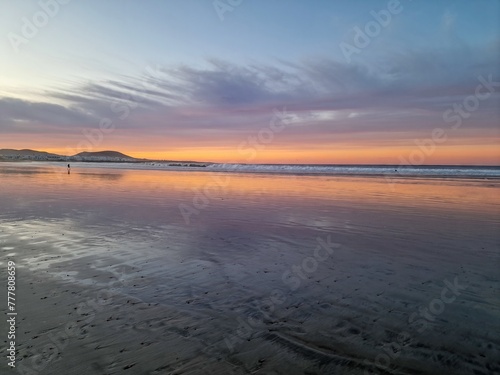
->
[0,97,95,131]
[1,41,499,147]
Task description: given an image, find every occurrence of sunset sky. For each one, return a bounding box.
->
[1,0,499,164]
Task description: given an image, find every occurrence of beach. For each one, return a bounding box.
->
[0,162,499,374]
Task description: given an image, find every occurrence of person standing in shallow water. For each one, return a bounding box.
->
[67,164,71,174]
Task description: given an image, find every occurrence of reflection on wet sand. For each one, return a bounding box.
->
[0,163,499,374]
[76,172,125,181]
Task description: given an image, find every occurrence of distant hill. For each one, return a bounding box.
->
[0,149,64,160]
[0,149,61,157]
[73,151,136,160]
[0,149,207,165]
[0,149,139,162]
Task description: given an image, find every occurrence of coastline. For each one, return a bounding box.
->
[1,160,499,180]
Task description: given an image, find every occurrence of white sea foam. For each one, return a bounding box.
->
[18,161,500,178]
[206,163,500,178]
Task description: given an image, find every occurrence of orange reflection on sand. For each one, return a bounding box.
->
[70,168,500,215]
[1,164,498,217]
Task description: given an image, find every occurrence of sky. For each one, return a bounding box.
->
[0,0,499,164]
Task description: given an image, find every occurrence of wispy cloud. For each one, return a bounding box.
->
[1,41,499,150]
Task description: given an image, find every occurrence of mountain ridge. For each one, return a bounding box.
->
[73,150,136,160]
[0,149,206,164]
[0,149,137,161]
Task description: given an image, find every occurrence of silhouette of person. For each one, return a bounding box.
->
[67,164,71,174]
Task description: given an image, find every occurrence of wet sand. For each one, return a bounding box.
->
[0,163,499,374]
